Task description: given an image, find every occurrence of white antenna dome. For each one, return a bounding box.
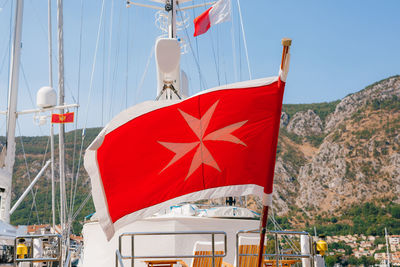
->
[156,38,180,74]
[37,86,57,108]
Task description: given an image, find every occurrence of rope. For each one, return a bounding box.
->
[230,3,238,82]
[16,120,40,225]
[82,0,105,129]
[135,45,154,101]
[125,10,130,109]
[68,0,84,221]
[190,6,203,91]
[20,63,46,137]
[5,0,13,104]
[177,5,208,90]
[105,0,115,121]
[101,14,106,126]
[0,0,10,9]
[270,210,301,253]
[40,135,51,223]
[209,28,221,86]
[67,192,92,231]
[107,4,123,120]
[69,0,105,225]
[236,0,252,80]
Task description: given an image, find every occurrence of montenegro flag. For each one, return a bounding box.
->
[51,112,74,123]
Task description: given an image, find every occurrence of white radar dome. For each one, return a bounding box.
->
[37,86,57,108]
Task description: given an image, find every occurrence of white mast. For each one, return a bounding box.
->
[57,0,68,261]
[1,0,24,223]
[167,0,177,39]
[48,0,56,232]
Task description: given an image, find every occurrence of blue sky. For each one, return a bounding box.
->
[0,0,399,136]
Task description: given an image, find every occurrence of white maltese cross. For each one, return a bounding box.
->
[158,100,247,180]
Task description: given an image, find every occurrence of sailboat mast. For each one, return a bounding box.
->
[167,0,177,39]
[57,0,67,250]
[2,0,24,223]
[48,0,56,232]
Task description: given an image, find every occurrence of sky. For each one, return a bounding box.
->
[0,0,399,136]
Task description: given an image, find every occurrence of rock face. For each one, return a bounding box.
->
[297,141,347,211]
[269,75,400,216]
[324,76,400,133]
[287,110,323,136]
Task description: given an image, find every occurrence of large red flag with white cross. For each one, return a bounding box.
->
[84,77,286,239]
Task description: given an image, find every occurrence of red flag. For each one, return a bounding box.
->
[51,112,74,123]
[84,77,285,239]
[194,0,231,37]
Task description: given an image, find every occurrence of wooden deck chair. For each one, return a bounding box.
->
[236,236,266,267]
[179,241,233,267]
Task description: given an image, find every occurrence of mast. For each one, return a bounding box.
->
[2,0,24,223]
[57,0,68,260]
[167,0,177,38]
[48,0,56,232]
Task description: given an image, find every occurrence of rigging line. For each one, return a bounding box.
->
[69,133,84,219]
[230,2,238,82]
[16,119,41,225]
[40,135,51,223]
[135,45,154,102]
[191,5,202,91]
[21,63,47,136]
[20,63,46,136]
[82,0,105,129]
[236,0,251,80]
[101,8,106,126]
[105,0,115,121]
[177,5,208,90]
[237,9,242,81]
[5,0,13,117]
[66,191,91,231]
[0,0,9,9]
[28,0,48,38]
[108,3,123,120]
[69,0,84,219]
[125,10,130,109]
[0,40,10,77]
[20,63,35,109]
[69,130,85,223]
[69,0,105,220]
[209,27,220,86]
[270,211,300,253]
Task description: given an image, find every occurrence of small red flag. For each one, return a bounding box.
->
[85,76,286,239]
[51,112,74,124]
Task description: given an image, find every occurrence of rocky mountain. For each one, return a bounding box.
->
[272,75,400,222]
[5,75,400,234]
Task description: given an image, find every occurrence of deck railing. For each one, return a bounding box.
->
[14,234,62,266]
[115,231,227,267]
[236,229,315,267]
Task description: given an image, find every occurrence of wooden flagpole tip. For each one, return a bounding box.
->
[281,38,292,47]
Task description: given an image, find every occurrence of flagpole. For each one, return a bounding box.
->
[257,38,292,267]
